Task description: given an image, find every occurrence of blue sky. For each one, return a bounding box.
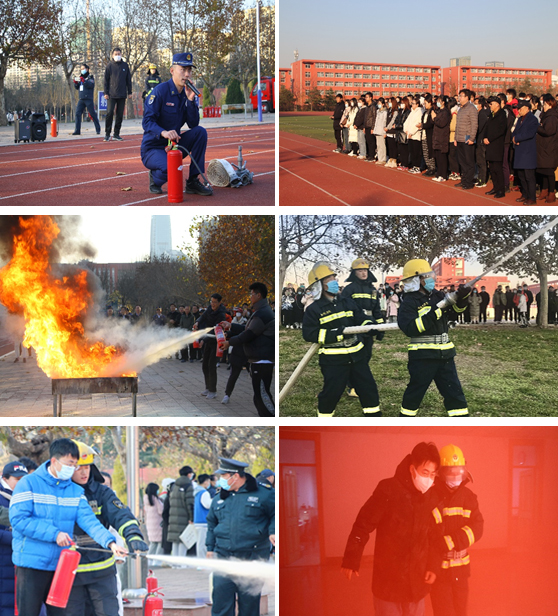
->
[279,0,558,72]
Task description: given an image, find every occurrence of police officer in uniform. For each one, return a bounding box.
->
[341,258,385,397]
[67,441,148,616]
[302,261,382,417]
[144,64,161,100]
[397,259,470,417]
[206,458,274,616]
[141,52,212,197]
[72,63,101,136]
[431,444,484,616]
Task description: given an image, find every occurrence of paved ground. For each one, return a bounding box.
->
[0,350,273,417]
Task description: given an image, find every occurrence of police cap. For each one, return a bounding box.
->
[172,52,196,69]
[215,457,249,474]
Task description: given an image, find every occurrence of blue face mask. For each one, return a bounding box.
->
[217,477,231,491]
[326,280,339,294]
[423,278,436,292]
[81,69,87,75]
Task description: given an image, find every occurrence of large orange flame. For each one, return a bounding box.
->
[0,216,130,378]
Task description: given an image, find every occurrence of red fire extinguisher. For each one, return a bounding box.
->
[51,116,57,138]
[143,573,164,616]
[215,325,226,357]
[46,545,82,608]
[146,570,158,594]
[166,141,183,203]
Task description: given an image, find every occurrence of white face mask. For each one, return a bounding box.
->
[114,55,122,62]
[411,467,434,493]
[446,478,462,489]
[358,103,363,108]
[400,104,404,109]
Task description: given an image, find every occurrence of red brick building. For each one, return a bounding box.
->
[442,65,552,96]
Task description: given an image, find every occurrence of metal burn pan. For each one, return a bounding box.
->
[51,377,138,417]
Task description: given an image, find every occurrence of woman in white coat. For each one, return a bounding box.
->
[404,96,424,174]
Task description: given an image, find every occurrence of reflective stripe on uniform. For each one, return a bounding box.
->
[352,293,372,299]
[319,342,364,355]
[400,407,419,416]
[435,308,442,319]
[462,525,475,546]
[363,406,380,414]
[447,408,469,417]
[444,535,455,550]
[418,306,431,317]
[407,342,455,352]
[318,329,327,344]
[453,305,467,313]
[317,411,335,417]
[118,519,138,537]
[442,554,470,569]
[443,507,471,518]
[415,316,426,333]
[319,311,354,324]
[77,555,115,573]
[376,318,385,323]
[432,508,443,524]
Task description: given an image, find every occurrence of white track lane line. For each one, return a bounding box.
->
[0,151,274,200]
[0,140,275,179]
[280,134,500,205]
[279,166,352,206]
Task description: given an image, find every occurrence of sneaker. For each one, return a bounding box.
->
[180,359,187,363]
[71,132,81,135]
[438,177,447,182]
[475,181,487,188]
[424,169,436,176]
[376,160,386,165]
[357,155,366,160]
[397,166,409,171]
[206,392,216,399]
[113,135,124,141]
[432,176,442,182]
[347,388,358,398]
[221,395,230,404]
[200,389,210,396]
[348,151,356,157]
[216,362,220,368]
[333,148,342,153]
[103,135,111,141]
[185,177,213,196]
[408,167,421,174]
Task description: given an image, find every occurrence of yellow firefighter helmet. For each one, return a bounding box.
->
[149,63,157,70]
[351,258,370,270]
[402,259,434,281]
[308,261,335,286]
[73,440,97,466]
[439,444,466,467]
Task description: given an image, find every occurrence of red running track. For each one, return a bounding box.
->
[280,131,544,207]
[0,125,275,206]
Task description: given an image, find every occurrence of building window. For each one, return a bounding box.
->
[354,73,361,79]
[335,73,343,78]
[345,64,354,69]
[335,81,343,86]
[345,73,353,78]
[280,78,285,82]
[335,64,343,69]
[325,81,333,86]
[326,63,334,69]
[305,72,310,77]
[305,81,310,86]
[305,64,311,68]
[317,81,324,86]
[317,72,324,77]
[316,63,324,68]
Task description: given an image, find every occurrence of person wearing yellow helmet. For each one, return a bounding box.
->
[397,259,470,417]
[341,258,385,398]
[143,63,161,100]
[431,444,484,616]
[302,261,382,417]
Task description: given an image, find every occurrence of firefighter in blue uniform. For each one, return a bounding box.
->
[67,441,148,616]
[206,458,275,616]
[397,259,469,417]
[302,261,382,417]
[431,444,484,616]
[341,258,385,397]
[141,52,212,197]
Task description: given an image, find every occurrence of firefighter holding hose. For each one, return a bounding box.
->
[302,261,382,417]
[67,441,148,616]
[397,259,470,417]
[9,438,128,616]
[141,52,212,197]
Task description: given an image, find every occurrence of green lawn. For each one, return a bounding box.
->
[279,115,336,144]
[279,325,558,417]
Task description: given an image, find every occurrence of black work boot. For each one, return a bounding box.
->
[149,171,163,194]
[185,177,213,196]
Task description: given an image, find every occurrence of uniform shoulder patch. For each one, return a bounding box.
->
[148,94,155,105]
[258,482,271,489]
[112,499,124,509]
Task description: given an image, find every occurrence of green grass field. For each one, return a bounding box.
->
[279,325,558,417]
[279,115,336,144]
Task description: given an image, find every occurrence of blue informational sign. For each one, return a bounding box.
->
[98,92,108,111]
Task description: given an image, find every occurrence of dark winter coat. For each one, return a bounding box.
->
[432,107,451,153]
[228,298,274,362]
[503,106,515,146]
[354,106,367,130]
[179,312,196,330]
[340,274,384,323]
[476,107,491,142]
[0,482,14,616]
[512,111,539,169]
[167,475,195,543]
[73,73,96,100]
[342,454,443,603]
[196,303,227,332]
[103,60,132,99]
[536,107,558,169]
[332,101,345,129]
[484,109,507,162]
[364,102,377,129]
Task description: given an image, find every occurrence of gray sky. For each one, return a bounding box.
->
[279,0,558,72]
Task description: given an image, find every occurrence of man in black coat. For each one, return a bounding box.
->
[330,94,345,152]
[194,293,227,399]
[103,47,132,142]
[342,442,443,615]
[478,286,490,323]
[364,92,377,161]
[483,97,508,198]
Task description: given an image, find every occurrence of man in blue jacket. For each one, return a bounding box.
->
[72,63,101,136]
[10,438,128,616]
[141,52,212,197]
[512,100,540,205]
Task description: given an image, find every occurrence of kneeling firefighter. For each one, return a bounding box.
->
[68,441,148,616]
[302,261,382,417]
[397,259,470,417]
[341,258,384,397]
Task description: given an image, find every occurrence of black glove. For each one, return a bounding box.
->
[375,331,385,342]
[127,538,148,552]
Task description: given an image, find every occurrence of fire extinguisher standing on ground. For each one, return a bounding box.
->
[143,570,164,616]
[166,140,183,203]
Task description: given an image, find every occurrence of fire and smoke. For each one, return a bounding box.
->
[0,216,208,379]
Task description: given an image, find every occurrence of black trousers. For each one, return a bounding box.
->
[249,363,275,417]
[494,305,504,322]
[517,168,536,201]
[401,357,468,416]
[430,574,469,616]
[488,159,504,194]
[16,566,66,616]
[476,143,488,183]
[334,128,343,149]
[479,304,488,322]
[75,98,101,133]
[387,136,398,159]
[365,127,376,159]
[318,358,379,416]
[397,141,409,166]
[347,337,373,389]
[202,339,218,392]
[212,571,263,616]
[434,150,448,179]
[456,142,476,187]
[68,573,119,616]
[105,97,126,136]
[409,139,422,168]
[449,142,459,173]
[225,361,244,396]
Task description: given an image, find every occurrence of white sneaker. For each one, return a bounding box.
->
[200,389,210,396]
[432,176,441,181]
[221,395,230,404]
[206,392,216,399]
[357,155,366,160]
[348,151,356,157]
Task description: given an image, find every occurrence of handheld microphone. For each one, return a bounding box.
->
[185,79,201,97]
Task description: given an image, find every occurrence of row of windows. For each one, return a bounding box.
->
[304,89,440,96]
[310,63,437,72]
[470,76,545,83]
[469,68,546,76]
[313,79,436,87]
[315,72,436,81]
